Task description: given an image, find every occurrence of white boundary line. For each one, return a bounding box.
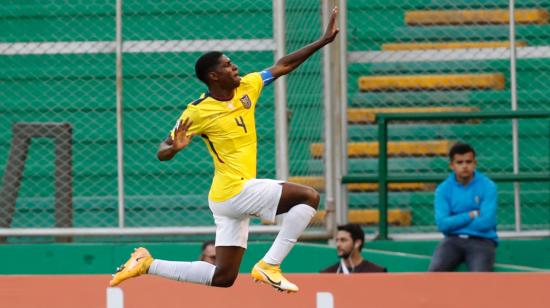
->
[0,39,275,55]
[364,248,550,272]
[350,46,550,63]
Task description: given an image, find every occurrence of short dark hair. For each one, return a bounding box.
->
[195,51,223,85]
[201,240,215,251]
[337,223,365,251]
[449,142,476,161]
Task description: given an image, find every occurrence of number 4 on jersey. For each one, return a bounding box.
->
[235,116,247,133]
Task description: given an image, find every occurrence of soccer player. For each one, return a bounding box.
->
[110,7,340,293]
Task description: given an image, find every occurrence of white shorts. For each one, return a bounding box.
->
[209,179,283,248]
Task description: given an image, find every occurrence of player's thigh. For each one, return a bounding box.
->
[428,237,464,272]
[208,213,248,286]
[226,179,284,223]
[209,208,250,249]
[277,182,320,215]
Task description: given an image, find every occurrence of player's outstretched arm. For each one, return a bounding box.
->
[157,118,195,161]
[267,6,339,79]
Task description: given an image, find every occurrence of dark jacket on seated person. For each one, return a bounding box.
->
[321,259,387,273]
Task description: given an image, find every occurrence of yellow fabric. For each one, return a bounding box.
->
[170,72,264,202]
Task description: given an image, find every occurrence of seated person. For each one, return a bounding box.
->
[321,223,386,273]
[428,143,498,272]
[199,240,216,265]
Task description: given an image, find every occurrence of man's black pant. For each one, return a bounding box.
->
[428,235,496,272]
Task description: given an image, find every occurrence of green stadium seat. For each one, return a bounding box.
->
[352,25,550,50]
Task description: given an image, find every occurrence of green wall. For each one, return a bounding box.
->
[366,238,550,270]
[2,239,548,275]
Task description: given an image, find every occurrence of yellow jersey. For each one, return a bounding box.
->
[170,71,273,202]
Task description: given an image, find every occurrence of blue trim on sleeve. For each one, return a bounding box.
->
[259,70,275,87]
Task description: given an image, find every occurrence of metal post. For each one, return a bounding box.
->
[0,123,73,242]
[335,0,349,226]
[377,117,388,240]
[54,123,73,242]
[322,0,337,236]
[273,0,289,181]
[509,0,521,231]
[115,0,125,228]
[328,0,346,226]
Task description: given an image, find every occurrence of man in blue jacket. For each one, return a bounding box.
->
[428,143,498,272]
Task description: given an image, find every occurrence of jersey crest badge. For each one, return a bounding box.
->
[240,94,252,109]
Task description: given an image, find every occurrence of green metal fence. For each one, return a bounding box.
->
[0,0,328,240]
[343,111,550,239]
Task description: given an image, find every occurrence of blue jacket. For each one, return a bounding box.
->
[434,171,498,243]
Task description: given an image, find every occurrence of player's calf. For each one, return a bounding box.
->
[210,272,238,288]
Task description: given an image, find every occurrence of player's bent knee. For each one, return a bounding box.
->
[211,272,238,288]
[212,277,236,288]
[305,187,320,209]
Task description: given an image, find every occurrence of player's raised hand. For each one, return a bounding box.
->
[172,118,195,152]
[321,6,339,44]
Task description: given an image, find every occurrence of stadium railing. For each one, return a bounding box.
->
[342,110,550,240]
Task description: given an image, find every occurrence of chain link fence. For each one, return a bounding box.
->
[347,0,550,234]
[0,0,328,241]
[120,0,277,228]
[3,0,549,242]
[1,1,117,240]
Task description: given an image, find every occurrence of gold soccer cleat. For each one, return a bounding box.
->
[109,247,153,286]
[251,260,299,293]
